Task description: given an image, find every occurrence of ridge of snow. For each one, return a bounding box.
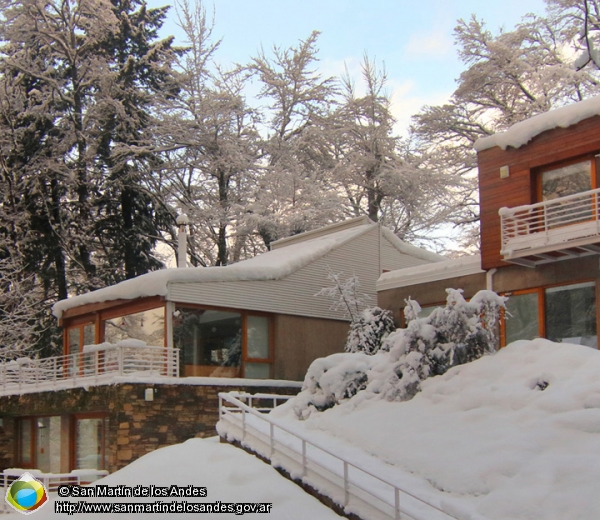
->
[377,254,483,291]
[380,226,446,263]
[474,95,600,151]
[52,225,373,318]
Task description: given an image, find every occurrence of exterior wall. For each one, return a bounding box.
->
[378,256,600,336]
[0,382,299,474]
[378,273,487,326]
[168,228,381,322]
[478,115,600,270]
[168,226,433,323]
[273,315,350,381]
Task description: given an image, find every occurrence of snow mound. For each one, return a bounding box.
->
[273,339,600,520]
[475,95,600,151]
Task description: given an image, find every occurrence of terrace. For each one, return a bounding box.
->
[499,187,600,266]
[0,343,179,397]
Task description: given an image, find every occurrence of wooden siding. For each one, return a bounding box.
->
[380,234,430,271]
[478,115,600,270]
[167,226,432,321]
[168,226,380,321]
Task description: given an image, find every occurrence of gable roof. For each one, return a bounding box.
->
[474,95,600,152]
[52,223,371,318]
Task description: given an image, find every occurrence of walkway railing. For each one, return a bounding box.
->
[500,187,600,257]
[218,392,457,520]
[0,345,179,396]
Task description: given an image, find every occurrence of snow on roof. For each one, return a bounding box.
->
[376,254,483,291]
[53,223,374,318]
[474,95,600,151]
[379,227,446,263]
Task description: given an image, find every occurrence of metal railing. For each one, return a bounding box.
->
[218,392,457,520]
[500,187,600,255]
[0,345,179,396]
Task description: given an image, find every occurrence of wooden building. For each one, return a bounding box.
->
[378,96,600,349]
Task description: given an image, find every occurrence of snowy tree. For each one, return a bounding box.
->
[412,4,600,248]
[345,307,395,355]
[248,31,343,247]
[315,270,372,321]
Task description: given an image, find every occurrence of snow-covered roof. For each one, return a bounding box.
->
[379,227,445,263]
[376,254,483,291]
[474,95,600,151]
[53,224,372,318]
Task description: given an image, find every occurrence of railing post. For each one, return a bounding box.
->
[118,346,124,375]
[395,487,400,520]
[242,410,246,441]
[302,440,307,478]
[270,423,274,458]
[343,461,349,507]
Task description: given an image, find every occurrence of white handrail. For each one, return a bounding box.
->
[0,345,180,396]
[218,392,457,520]
[499,188,600,254]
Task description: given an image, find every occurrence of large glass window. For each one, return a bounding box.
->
[75,417,105,470]
[173,307,272,378]
[505,291,540,345]
[503,282,597,348]
[104,307,165,346]
[174,308,242,377]
[17,416,63,473]
[541,161,592,202]
[545,282,597,348]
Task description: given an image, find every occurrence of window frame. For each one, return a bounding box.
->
[173,303,274,379]
[535,154,598,204]
[500,279,597,347]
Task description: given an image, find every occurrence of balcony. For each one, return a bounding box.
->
[500,187,600,266]
[0,344,180,397]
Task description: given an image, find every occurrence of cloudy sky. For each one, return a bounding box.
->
[148,0,547,134]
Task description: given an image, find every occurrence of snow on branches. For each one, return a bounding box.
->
[293,288,506,418]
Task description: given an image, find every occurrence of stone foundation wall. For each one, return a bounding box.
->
[0,382,300,474]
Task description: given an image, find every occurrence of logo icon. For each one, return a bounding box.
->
[5,472,48,514]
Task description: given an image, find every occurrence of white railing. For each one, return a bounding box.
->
[0,345,179,396]
[500,187,600,256]
[218,392,457,520]
[2,468,108,493]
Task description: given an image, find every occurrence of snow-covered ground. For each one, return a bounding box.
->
[269,339,600,520]
[3,437,342,519]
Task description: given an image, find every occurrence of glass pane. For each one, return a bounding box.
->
[545,282,597,348]
[68,328,81,354]
[419,306,439,319]
[174,308,242,377]
[76,418,104,470]
[19,418,32,465]
[247,316,270,359]
[104,307,165,346]
[542,161,591,201]
[505,292,540,344]
[36,416,62,473]
[83,324,95,347]
[244,362,271,379]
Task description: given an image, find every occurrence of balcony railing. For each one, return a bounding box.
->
[0,344,179,396]
[500,187,600,264]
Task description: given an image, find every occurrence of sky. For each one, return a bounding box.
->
[147,0,548,134]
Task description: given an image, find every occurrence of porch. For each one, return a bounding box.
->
[500,187,600,266]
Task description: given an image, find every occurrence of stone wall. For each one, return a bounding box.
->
[0,381,300,474]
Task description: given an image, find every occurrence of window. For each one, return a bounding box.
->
[502,282,597,348]
[173,306,272,378]
[104,307,165,346]
[67,323,95,355]
[74,416,105,470]
[539,160,594,202]
[17,416,63,473]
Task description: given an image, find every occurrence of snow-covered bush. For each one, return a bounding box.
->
[292,288,506,418]
[345,306,395,354]
[291,353,379,419]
